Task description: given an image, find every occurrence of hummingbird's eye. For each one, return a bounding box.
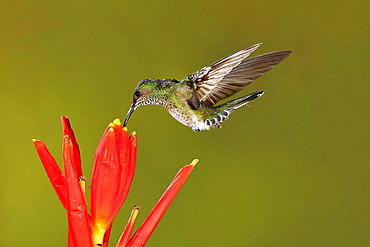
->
[134,91,141,97]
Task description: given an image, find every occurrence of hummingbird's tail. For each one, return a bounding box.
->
[219,91,264,110]
[194,91,264,132]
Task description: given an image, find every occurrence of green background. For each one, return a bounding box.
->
[1,1,369,246]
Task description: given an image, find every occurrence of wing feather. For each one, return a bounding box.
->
[182,44,292,107]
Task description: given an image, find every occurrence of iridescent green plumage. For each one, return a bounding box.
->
[124,43,291,132]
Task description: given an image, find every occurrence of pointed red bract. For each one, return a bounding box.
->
[117,206,140,247]
[61,116,82,177]
[63,137,92,247]
[33,140,67,208]
[114,132,137,213]
[127,160,198,247]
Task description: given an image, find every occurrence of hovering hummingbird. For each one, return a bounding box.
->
[124,43,291,132]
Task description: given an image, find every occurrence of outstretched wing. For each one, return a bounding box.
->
[182,43,292,108]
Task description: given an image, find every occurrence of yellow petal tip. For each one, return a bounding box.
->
[131,131,137,135]
[32,139,38,142]
[113,118,122,126]
[190,159,199,166]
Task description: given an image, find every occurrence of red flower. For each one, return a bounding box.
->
[33,117,197,247]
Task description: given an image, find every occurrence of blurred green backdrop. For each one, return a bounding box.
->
[1,1,369,246]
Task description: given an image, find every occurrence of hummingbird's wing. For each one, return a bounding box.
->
[182,43,292,108]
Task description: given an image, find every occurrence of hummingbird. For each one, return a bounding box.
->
[124,43,291,132]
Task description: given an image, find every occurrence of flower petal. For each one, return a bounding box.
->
[90,122,137,232]
[33,139,67,208]
[111,119,130,168]
[114,131,137,213]
[61,116,82,177]
[90,127,121,229]
[63,137,92,247]
[127,159,198,247]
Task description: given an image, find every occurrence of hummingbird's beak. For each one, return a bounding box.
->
[123,102,136,127]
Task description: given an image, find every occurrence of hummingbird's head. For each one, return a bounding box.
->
[124,78,174,127]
